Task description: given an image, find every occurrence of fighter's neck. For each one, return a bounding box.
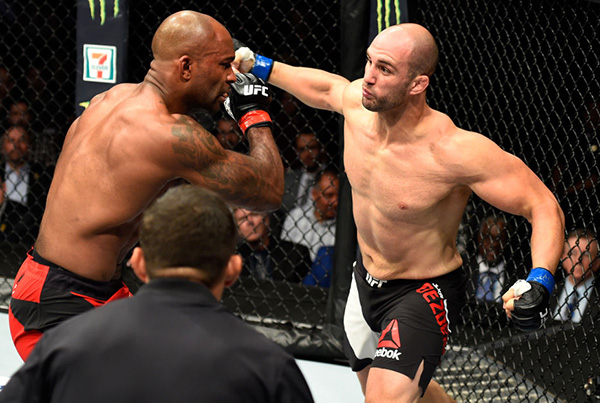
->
[143,66,187,114]
[375,103,430,143]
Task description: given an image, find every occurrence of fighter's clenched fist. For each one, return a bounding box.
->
[224,73,273,135]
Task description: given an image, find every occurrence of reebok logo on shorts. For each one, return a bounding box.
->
[375,319,402,360]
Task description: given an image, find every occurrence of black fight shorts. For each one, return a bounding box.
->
[343,250,466,393]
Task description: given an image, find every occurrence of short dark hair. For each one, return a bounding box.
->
[139,185,236,285]
[313,165,339,186]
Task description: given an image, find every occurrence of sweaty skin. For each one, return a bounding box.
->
[35,11,283,282]
[262,24,564,283]
[241,24,564,402]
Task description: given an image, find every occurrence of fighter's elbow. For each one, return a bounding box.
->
[264,184,284,212]
[531,197,565,231]
[247,184,282,213]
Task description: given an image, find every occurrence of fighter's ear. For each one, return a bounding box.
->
[179,55,193,81]
[410,75,429,95]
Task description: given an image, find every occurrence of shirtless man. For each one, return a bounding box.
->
[9,11,283,361]
[234,24,564,402]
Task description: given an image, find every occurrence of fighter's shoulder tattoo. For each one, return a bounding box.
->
[168,116,271,201]
[170,115,223,170]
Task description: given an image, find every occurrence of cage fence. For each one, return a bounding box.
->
[0,0,599,401]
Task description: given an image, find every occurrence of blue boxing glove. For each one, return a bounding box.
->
[233,39,274,81]
[509,267,555,331]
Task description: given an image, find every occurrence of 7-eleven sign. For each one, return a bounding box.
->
[83,44,117,83]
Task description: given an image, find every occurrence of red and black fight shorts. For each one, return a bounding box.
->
[343,249,466,395]
[9,249,132,361]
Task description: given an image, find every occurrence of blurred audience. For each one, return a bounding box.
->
[272,129,327,239]
[5,98,61,167]
[7,100,32,128]
[285,129,327,209]
[215,115,247,153]
[552,228,600,324]
[473,214,509,302]
[233,207,311,283]
[303,245,334,288]
[0,125,52,245]
[281,166,339,264]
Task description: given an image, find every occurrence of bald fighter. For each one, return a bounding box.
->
[9,11,284,361]
[235,23,564,402]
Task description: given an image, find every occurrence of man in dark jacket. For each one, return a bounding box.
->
[233,207,311,283]
[0,185,314,403]
[0,125,52,246]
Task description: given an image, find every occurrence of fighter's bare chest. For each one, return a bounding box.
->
[344,140,455,215]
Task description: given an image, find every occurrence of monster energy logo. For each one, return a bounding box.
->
[376,0,402,33]
[87,0,120,26]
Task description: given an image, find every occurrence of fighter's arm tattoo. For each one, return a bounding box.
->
[170,116,280,208]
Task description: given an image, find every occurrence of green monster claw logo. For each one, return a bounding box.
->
[87,0,120,26]
[376,0,402,33]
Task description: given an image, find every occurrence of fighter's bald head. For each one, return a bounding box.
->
[151,11,232,61]
[375,23,439,78]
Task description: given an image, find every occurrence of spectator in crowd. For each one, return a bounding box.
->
[0,125,52,245]
[7,100,33,128]
[281,166,339,263]
[272,129,327,238]
[233,207,311,282]
[473,214,510,302]
[303,245,335,288]
[14,64,54,122]
[215,114,247,153]
[0,185,314,403]
[285,129,327,209]
[552,228,600,324]
[5,99,61,167]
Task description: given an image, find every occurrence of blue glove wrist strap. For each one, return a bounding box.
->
[252,55,274,81]
[526,267,555,295]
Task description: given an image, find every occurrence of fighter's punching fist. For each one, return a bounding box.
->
[503,267,555,331]
[223,73,272,135]
[233,39,273,81]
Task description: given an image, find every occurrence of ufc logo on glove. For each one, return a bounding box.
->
[243,85,269,97]
[223,73,273,135]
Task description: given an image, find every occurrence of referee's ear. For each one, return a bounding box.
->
[212,254,242,301]
[224,254,242,288]
[130,247,149,284]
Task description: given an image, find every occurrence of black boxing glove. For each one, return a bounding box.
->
[509,267,555,331]
[223,73,272,135]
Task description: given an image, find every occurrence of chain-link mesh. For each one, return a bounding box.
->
[127,0,343,349]
[410,0,600,401]
[1,0,599,401]
[0,1,76,309]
